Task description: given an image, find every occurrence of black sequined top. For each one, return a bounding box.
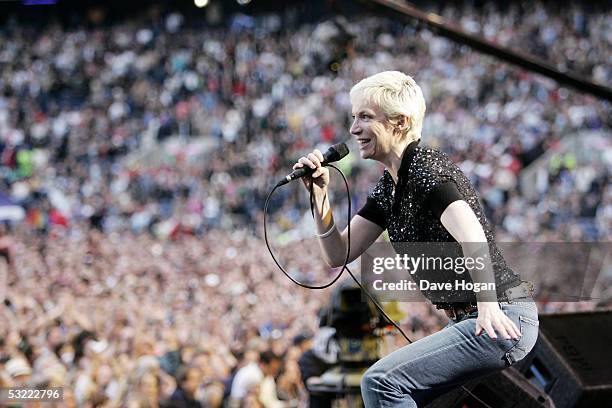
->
[358,139,521,308]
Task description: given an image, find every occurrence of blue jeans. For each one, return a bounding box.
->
[360,300,539,407]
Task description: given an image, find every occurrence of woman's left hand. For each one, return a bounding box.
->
[475,302,521,340]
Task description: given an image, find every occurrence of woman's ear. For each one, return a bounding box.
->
[394,115,412,135]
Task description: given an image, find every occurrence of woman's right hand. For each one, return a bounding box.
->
[293,149,330,194]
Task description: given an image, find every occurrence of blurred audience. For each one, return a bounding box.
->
[0,0,609,407]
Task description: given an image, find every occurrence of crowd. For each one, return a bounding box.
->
[433,1,610,85]
[0,230,334,407]
[0,1,609,242]
[0,0,610,406]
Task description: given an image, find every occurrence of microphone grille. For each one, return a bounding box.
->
[330,143,349,160]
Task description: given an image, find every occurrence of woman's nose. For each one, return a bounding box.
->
[350,120,361,135]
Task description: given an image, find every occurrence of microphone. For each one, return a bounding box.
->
[276,143,349,187]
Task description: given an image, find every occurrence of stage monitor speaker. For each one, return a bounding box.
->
[426,367,555,407]
[515,310,612,408]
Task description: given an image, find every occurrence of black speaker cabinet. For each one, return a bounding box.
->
[426,367,555,407]
[515,310,612,408]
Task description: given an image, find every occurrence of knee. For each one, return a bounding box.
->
[360,368,381,393]
[361,367,417,407]
[361,368,396,396]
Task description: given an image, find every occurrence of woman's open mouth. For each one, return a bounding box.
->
[357,138,372,149]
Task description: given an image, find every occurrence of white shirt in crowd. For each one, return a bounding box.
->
[230,362,263,399]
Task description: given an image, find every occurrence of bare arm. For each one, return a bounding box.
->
[311,189,383,267]
[295,149,384,268]
[440,200,520,340]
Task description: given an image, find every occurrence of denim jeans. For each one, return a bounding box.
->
[360,299,539,407]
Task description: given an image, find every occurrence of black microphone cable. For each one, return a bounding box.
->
[263,163,494,408]
[264,163,412,340]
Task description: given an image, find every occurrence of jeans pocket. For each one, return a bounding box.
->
[504,315,539,365]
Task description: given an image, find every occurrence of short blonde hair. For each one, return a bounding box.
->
[350,71,426,142]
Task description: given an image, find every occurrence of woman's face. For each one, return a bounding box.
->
[350,100,395,161]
